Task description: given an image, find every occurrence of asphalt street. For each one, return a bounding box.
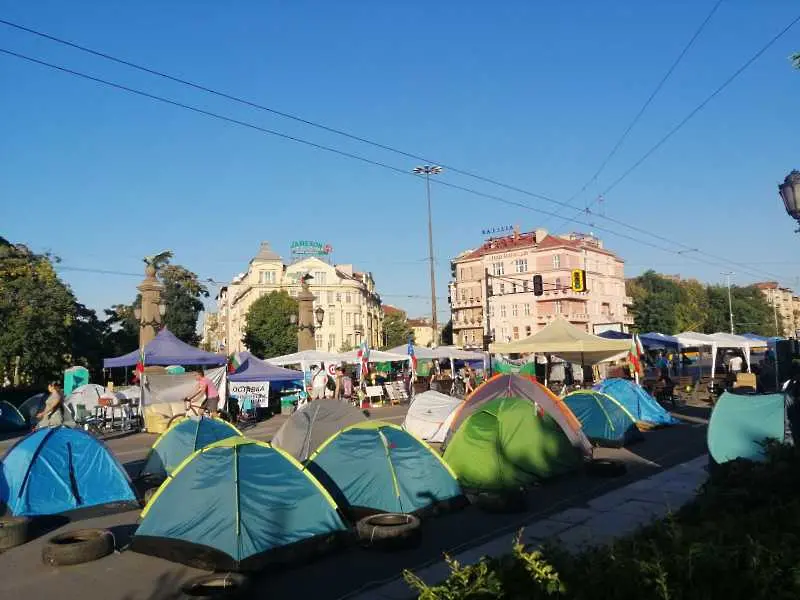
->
[0,402,710,600]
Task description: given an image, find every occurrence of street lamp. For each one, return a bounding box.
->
[314,306,325,327]
[413,164,443,347]
[779,170,800,231]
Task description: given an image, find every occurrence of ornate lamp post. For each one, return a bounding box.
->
[135,261,166,348]
[296,274,325,351]
[779,170,800,232]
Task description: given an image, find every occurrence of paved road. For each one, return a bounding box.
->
[0,403,710,600]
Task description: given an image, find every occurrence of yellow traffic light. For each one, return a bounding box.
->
[571,269,586,292]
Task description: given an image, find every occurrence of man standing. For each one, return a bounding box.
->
[185,370,220,418]
[311,364,328,400]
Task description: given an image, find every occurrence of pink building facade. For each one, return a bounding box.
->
[449,228,634,348]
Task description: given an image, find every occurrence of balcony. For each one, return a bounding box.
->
[569,313,590,322]
[623,295,634,306]
[453,320,483,330]
[451,297,483,308]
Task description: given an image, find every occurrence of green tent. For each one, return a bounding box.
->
[63,366,89,397]
[443,396,582,491]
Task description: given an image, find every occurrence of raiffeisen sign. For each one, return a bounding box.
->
[290,240,333,257]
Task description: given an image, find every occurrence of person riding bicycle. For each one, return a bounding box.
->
[184,371,219,418]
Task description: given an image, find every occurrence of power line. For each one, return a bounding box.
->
[549,0,724,228]
[3,17,792,284]
[2,47,791,285]
[564,11,800,225]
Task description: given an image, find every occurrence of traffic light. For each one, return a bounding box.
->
[571,269,587,292]
[533,274,544,296]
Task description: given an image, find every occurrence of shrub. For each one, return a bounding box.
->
[406,443,800,599]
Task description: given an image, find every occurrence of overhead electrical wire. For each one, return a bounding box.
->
[548,0,725,229]
[0,43,794,284]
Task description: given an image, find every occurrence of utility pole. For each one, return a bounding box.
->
[413,165,443,346]
[723,272,735,334]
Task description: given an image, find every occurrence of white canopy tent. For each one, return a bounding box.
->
[708,332,758,372]
[338,349,410,364]
[266,350,344,373]
[673,331,753,375]
[384,345,489,372]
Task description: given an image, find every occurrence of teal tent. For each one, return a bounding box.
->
[0,400,26,433]
[307,422,463,518]
[132,438,347,571]
[563,390,643,447]
[708,392,791,465]
[63,366,89,397]
[139,416,242,480]
[594,378,679,427]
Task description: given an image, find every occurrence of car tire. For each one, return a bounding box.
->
[42,528,114,566]
[586,458,627,477]
[356,513,421,549]
[179,573,250,599]
[0,516,30,550]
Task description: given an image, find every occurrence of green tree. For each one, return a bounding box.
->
[0,237,76,384]
[160,264,209,345]
[243,291,298,358]
[440,319,454,345]
[70,303,109,381]
[675,279,710,332]
[102,303,139,358]
[382,311,413,349]
[626,271,681,333]
[705,285,777,337]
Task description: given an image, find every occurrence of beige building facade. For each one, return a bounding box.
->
[204,242,383,355]
[449,228,633,348]
[754,282,799,337]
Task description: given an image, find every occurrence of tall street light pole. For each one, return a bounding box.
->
[723,272,735,334]
[413,165,443,346]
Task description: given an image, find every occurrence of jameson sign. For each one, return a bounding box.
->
[291,240,332,257]
[229,381,270,408]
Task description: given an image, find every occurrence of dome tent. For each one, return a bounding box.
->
[139,416,242,480]
[271,400,368,462]
[132,437,346,571]
[563,390,643,447]
[443,395,584,491]
[594,378,679,428]
[0,400,26,433]
[18,393,47,426]
[0,427,136,516]
[402,390,461,443]
[306,422,463,518]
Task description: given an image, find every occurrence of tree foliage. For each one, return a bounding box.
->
[243,291,298,358]
[627,270,779,336]
[441,319,454,346]
[160,264,209,345]
[382,311,414,349]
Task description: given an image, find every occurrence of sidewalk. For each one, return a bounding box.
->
[348,454,709,600]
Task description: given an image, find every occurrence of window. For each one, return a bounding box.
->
[525,325,532,336]
[492,262,504,276]
[345,313,352,325]
[499,283,505,295]
[327,291,334,304]
[460,268,465,281]
[555,277,561,290]
[313,271,327,285]
[355,313,361,326]
[500,305,507,318]
[553,255,561,268]
[514,258,528,273]
[346,334,353,347]
[512,304,519,317]
[315,334,323,349]
[336,292,341,302]
[490,305,495,318]
[259,270,275,284]
[524,303,531,316]
[329,311,335,326]
[345,292,352,304]
[555,300,562,314]
[513,327,519,340]
[460,289,467,301]
[328,334,336,351]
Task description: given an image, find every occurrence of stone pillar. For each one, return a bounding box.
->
[137,264,165,349]
[297,276,316,351]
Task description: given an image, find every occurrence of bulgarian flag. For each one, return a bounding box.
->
[357,341,370,381]
[135,346,145,375]
[629,334,644,378]
[228,352,242,374]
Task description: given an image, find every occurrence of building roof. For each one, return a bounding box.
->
[251,241,282,263]
[408,318,431,327]
[455,230,621,262]
[382,304,406,317]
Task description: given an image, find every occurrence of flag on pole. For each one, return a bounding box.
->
[135,346,145,375]
[407,337,418,379]
[629,334,643,380]
[357,341,370,382]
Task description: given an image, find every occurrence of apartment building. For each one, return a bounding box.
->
[204,242,383,355]
[448,227,633,348]
[754,282,799,337]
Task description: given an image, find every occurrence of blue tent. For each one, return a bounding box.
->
[0,427,136,516]
[708,392,791,464]
[597,330,631,340]
[639,332,681,350]
[103,328,226,368]
[0,400,26,433]
[563,390,643,447]
[140,416,242,480]
[229,351,304,382]
[132,437,346,571]
[594,378,679,427]
[307,422,463,517]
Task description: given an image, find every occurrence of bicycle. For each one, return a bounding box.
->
[166,398,213,429]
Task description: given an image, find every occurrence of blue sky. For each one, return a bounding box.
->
[1,1,799,321]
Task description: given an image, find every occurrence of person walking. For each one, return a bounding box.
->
[36,382,70,429]
[333,366,345,401]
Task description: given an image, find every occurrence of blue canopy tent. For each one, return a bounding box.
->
[597,331,631,340]
[639,332,681,350]
[103,329,226,368]
[229,352,304,382]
